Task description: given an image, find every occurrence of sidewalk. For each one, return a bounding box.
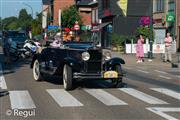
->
[112,52,180,68]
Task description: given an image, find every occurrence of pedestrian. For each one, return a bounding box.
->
[2,31,11,64]
[164,32,172,62]
[136,34,144,63]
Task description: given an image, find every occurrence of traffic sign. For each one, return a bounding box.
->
[47,26,59,30]
[74,24,80,30]
[166,12,175,22]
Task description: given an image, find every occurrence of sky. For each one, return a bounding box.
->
[0,0,42,19]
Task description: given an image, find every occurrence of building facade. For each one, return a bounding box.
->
[76,0,98,26]
[153,0,180,52]
[98,0,151,47]
[175,0,180,51]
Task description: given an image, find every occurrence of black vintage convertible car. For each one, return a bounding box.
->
[31,40,125,90]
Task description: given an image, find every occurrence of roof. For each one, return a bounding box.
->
[76,0,98,6]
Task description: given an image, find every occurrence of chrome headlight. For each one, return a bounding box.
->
[103,51,111,61]
[82,52,90,61]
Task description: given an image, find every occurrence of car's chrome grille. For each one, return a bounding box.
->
[85,49,102,73]
[86,61,101,73]
[88,49,102,61]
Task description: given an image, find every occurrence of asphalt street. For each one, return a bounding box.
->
[0,48,180,120]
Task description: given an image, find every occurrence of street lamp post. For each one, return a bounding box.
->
[22,2,33,18]
[148,0,153,60]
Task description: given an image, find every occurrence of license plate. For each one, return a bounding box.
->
[104,71,118,78]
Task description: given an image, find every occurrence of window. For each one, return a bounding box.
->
[168,1,175,11]
[102,0,110,10]
[92,9,98,24]
[156,0,164,12]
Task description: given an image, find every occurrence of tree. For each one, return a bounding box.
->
[31,13,42,35]
[62,5,82,28]
[135,26,154,41]
[1,17,18,30]
[18,9,32,30]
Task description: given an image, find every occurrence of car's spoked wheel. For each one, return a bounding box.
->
[111,65,122,88]
[33,60,43,81]
[63,64,73,90]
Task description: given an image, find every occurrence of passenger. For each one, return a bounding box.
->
[63,32,71,42]
[75,36,80,42]
[50,33,63,48]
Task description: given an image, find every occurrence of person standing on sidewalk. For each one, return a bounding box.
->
[2,31,11,64]
[164,32,172,62]
[136,34,144,63]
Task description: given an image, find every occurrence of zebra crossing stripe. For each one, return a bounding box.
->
[119,88,168,104]
[147,107,180,120]
[84,89,128,106]
[47,89,83,107]
[0,64,7,89]
[151,88,180,100]
[9,91,36,109]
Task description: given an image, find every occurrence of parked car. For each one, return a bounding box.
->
[31,33,125,90]
[2,30,27,54]
[7,30,27,48]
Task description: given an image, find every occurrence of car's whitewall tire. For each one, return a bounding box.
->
[63,64,73,90]
[33,60,43,81]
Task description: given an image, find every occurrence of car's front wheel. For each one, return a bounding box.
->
[63,64,73,90]
[33,59,43,81]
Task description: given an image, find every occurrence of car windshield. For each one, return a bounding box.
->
[8,31,27,42]
[62,30,100,44]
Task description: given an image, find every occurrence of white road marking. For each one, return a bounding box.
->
[9,91,36,109]
[147,107,180,120]
[137,70,149,74]
[151,88,180,100]
[155,70,168,74]
[136,66,146,70]
[47,89,83,107]
[84,89,128,106]
[159,75,172,80]
[0,64,7,89]
[176,75,180,78]
[119,88,168,104]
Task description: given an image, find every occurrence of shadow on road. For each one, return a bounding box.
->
[0,52,32,75]
[41,74,129,90]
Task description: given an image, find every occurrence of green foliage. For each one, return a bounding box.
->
[135,26,154,40]
[111,33,135,46]
[31,13,42,36]
[62,5,82,28]
[1,9,42,36]
[18,9,32,30]
[1,17,18,30]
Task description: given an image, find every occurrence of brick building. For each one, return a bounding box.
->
[76,0,98,26]
[42,0,97,28]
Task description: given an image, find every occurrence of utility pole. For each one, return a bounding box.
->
[148,0,153,61]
